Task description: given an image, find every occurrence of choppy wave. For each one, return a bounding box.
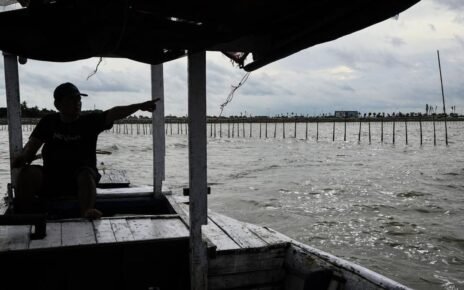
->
[1,122,464,290]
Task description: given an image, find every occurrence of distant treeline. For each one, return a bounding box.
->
[0,102,463,125]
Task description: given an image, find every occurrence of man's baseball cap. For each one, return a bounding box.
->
[53,82,88,101]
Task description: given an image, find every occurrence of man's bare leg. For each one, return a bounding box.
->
[15,165,43,213]
[76,168,102,219]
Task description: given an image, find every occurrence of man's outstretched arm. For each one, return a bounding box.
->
[104,99,159,126]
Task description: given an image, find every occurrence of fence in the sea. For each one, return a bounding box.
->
[1,117,462,146]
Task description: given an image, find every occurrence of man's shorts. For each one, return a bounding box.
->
[39,165,102,198]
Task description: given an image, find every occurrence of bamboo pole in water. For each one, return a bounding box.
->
[358,120,361,143]
[282,120,285,139]
[344,119,347,141]
[419,118,423,145]
[437,50,448,145]
[316,121,319,141]
[305,121,308,141]
[274,122,277,138]
[294,120,297,138]
[259,122,262,138]
[381,119,384,143]
[220,122,222,138]
[265,121,268,138]
[242,120,245,137]
[405,119,408,145]
[228,121,230,138]
[332,122,335,142]
[368,120,371,144]
[393,121,396,144]
[433,116,436,146]
[249,122,252,138]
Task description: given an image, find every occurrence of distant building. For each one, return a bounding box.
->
[334,111,359,118]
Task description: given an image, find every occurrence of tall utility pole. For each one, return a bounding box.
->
[437,50,446,115]
[437,50,448,145]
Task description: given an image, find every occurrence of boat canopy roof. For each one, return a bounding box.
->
[0,0,420,71]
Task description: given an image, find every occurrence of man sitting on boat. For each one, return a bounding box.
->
[11,82,158,219]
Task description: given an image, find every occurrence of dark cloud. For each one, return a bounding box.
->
[433,0,464,10]
[328,48,412,70]
[241,76,294,97]
[337,84,356,92]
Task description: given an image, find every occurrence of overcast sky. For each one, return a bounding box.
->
[0,0,463,117]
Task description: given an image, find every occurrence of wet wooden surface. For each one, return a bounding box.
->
[0,215,188,252]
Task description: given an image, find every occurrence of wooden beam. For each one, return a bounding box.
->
[3,52,23,189]
[151,64,165,195]
[188,51,208,290]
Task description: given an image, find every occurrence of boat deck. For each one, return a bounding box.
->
[0,193,290,289]
[0,195,289,253]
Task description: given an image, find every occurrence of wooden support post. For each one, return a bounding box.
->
[151,64,165,195]
[214,122,216,138]
[228,121,230,138]
[220,122,222,138]
[393,121,396,144]
[249,122,252,138]
[242,120,245,137]
[188,51,208,290]
[259,122,262,138]
[3,53,23,190]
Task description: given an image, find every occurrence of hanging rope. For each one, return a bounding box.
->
[86,57,103,80]
[219,72,251,117]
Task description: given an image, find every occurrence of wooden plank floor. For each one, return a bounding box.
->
[167,196,291,290]
[0,215,188,252]
[169,195,290,251]
[1,194,291,289]
[1,195,289,253]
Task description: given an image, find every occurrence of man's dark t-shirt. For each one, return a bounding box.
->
[30,112,113,195]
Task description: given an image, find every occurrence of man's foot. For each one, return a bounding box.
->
[83,208,103,219]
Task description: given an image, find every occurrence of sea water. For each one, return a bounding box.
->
[1,121,463,290]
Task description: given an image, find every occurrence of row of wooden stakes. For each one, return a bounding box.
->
[1,119,452,145]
